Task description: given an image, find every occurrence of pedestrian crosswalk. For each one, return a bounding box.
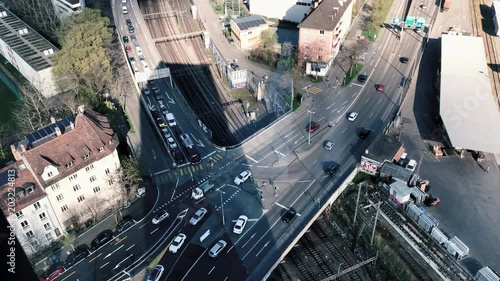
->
[178,153,224,176]
[306,86,323,94]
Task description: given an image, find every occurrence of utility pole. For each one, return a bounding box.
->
[353,182,363,224]
[370,202,382,245]
[307,109,315,144]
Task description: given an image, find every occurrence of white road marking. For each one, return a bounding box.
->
[274,202,288,210]
[318,116,325,122]
[378,98,382,104]
[292,180,316,206]
[153,169,169,176]
[242,218,281,260]
[369,112,374,118]
[351,83,364,87]
[242,233,256,248]
[257,165,269,168]
[297,180,311,183]
[255,241,269,257]
[126,245,135,251]
[170,189,176,201]
[337,105,346,113]
[100,262,109,269]
[181,249,209,281]
[342,100,348,105]
[151,149,156,159]
[312,159,318,165]
[331,108,338,113]
[283,131,295,139]
[326,102,336,109]
[226,246,233,253]
[150,228,159,234]
[104,245,124,259]
[342,127,347,134]
[208,266,215,275]
[246,155,259,163]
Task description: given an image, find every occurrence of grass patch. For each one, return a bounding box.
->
[230,88,258,109]
[210,2,224,15]
[124,111,134,133]
[148,246,169,268]
[362,25,381,42]
[362,0,394,42]
[284,92,302,111]
[343,63,364,86]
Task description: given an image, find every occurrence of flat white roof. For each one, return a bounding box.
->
[440,34,500,154]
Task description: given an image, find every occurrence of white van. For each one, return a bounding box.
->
[122,6,128,14]
[165,113,177,127]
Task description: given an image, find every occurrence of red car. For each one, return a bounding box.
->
[125,45,132,53]
[39,264,64,281]
[306,121,320,133]
[376,84,385,92]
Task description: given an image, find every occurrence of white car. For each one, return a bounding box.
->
[146,265,164,281]
[169,233,186,253]
[406,159,417,172]
[324,140,335,151]
[189,208,207,225]
[136,187,146,197]
[167,137,177,149]
[348,112,358,121]
[152,210,169,224]
[165,113,177,127]
[233,215,248,234]
[234,170,252,185]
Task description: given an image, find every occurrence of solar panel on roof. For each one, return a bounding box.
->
[38,129,48,138]
[45,126,55,135]
[26,134,36,143]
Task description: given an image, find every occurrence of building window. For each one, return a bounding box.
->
[16,211,24,218]
[108,179,114,185]
[54,228,61,237]
[89,176,97,183]
[85,164,94,172]
[17,190,25,199]
[21,220,29,229]
[46,232,54,241]
[33,202,41,210]
[65,161,74,168]
[99,147,104,152]
[51,183,60,190]
[105,168,110,175]
[56,194,64,202]
[68,173,78,181]
[77,195,85,202]
[44,223,51,231]
[47,172,53,177]
[61,205,68,212]
[39,212,47,221]
[318,48,323,52]
[305,46,310,50]
[73,185,81,191]
[27,186,35,193]
[26,231,34,239]
[83,153,90,160]
[318,56,323,61]
[320,30,325,35]
[93,186,101,193]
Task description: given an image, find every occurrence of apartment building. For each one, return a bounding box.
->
[0,162,64,256]
[297,0,353,75]
[9,106,122,235]
[248,0,313,23]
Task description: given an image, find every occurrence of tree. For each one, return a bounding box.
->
[260,29,278,49]
[277,42,295,72]
[12,89,54,134]
[119,156,144,189]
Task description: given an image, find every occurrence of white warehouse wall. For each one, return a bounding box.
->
[249,0,312,23]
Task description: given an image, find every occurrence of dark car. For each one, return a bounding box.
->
[306,121,320,133]
[126,19,132,25]
[282,208,297,223]
[122,35,129,43]
[230,62,239,70]
[91,230,114,250]
[65,245,90,267]
[39,264,64,281]
[359,128,371,139]
[325,163,340,175]
[131,34,137,41]
[400,57,409,63]
[154,91,163,101]
[116,216,134,232]
[358,73,368,83]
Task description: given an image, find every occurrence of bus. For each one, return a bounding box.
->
[179,134,201,165]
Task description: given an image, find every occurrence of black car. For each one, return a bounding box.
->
[122,35,129,43]
[282,207,297,223]
[116,216,134,232]
[91,230,114,250]
[325,163,340,175]
[306,121,320,133]
[126,19,132,25]
[358,73,368,83]
[65,244,90,267]
[400,57,409,63]
[230,62,239,70]
[154,91,163,101]
[359,128,371,139]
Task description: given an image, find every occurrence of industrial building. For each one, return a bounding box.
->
[360,134,405,175]
[51,0,86,19]
[248,0,312,23]
[439,34,500,154]
[0,4,60,98]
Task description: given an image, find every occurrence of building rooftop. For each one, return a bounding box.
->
[380,162,413,183]
[298,0,352,30]
[440,34,500,154]
[232,15,267,31]
[0,4,59,71]
[362,134,404,164]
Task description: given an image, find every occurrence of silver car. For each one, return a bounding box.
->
[189,208,207,225]
[324,140,335,151]
[208,240,227,258]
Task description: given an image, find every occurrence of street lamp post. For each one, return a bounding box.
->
[307,109,315,144]
[337,262,344,277]
[219,190,225,226]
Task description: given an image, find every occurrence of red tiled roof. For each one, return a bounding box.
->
[0,161,46,216]
[21,108,119,186]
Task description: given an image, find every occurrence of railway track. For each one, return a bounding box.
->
[470,0,500,105]
[138,0,256,146]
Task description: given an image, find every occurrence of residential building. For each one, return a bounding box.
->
[0,4,60,98]
[248,0,312,23]
[51,0,86,19]
[297,0,353,75]
[230,15,269,50]
[0,161,64,256]
[10,105,122,234]
[360,134,405,175]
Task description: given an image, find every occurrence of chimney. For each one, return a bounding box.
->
[50,116,56,124]
[78,105,85,114]
[70,121,75,130]
[55,127,62,136]
[339,0,344,6]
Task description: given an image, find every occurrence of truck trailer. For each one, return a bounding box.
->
[191,180,215,200]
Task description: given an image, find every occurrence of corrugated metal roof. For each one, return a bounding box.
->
[440,34,500,154]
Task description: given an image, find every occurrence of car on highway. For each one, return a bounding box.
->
[125,45,132,53]
[234,170,252,185]
[169,233,186,253]
[167,137,177,149]
[348,112,358,121]
[208,240,227,258]
[126,19,132,25]
[233,215,248,234]
[122,35,129,43]
[116,216,134,232]
[134,40,140,48]
[376,84,385,91]
[150,82,160,94]
[90,230,114,250]
[129,57,136,64]
[420,4,427,9]
[154,91,163,101]
[131,34,137,41]
[358,73,368,83]
[39,264,65,281]
[406,159,417,172]
[358,128,371,139]
[324,140,335,150]
[128,25,134,33]
[146,265,164,281]
[162,128,171,139]
[133,66,139,73]
[282,207,297,223]
[65,244,90,267]
[122,6,128,14]
[400,57,409,63]
[165,113,177,126]
[306,121,320,133]
[136,186,146,197]
[159,104,168,115]
[190,208,208,225]
[325,163,340,175]
[152,210,169,224]
[139,54,146,65]
[142,86,150,95]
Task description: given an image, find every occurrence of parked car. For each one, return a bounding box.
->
[233,215,248,234]
[116,216,134,232]
[136,186,146,197]
[125,45,132,53]
[348,112,358,121]
[90,230,114,250]
[146,265,164,281]
[152,210,169,224]
[142,86,150,95]
[234,170,252,185]
[324,140,335,151]
[126,19,132,25]
[65,245,90,267]
[154,91,163,101]
[406,159,417,172]
[122,35,129,43]
[282,207,297,223]
[208,240,227,258]
[167,137,177,149]
[39,264,64,281]
[169,233,186,253]
[325,163,340,175]
[306,121,320,133]
[189,208,208,225]
[165,113,177,127]
[129,57,136,64]
[230,62,239,70]
[159,104,168,115]
[131,34,137,41]
[228,37,234,44]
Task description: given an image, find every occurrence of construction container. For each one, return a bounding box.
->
[378,182,390,194]
[431,227,448,245]
[417,211,439,233]
[445,237,469,259]
[406,202,424,221]
[475,266,500,281]
[389,181,411,205]
[410,187,427,204]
